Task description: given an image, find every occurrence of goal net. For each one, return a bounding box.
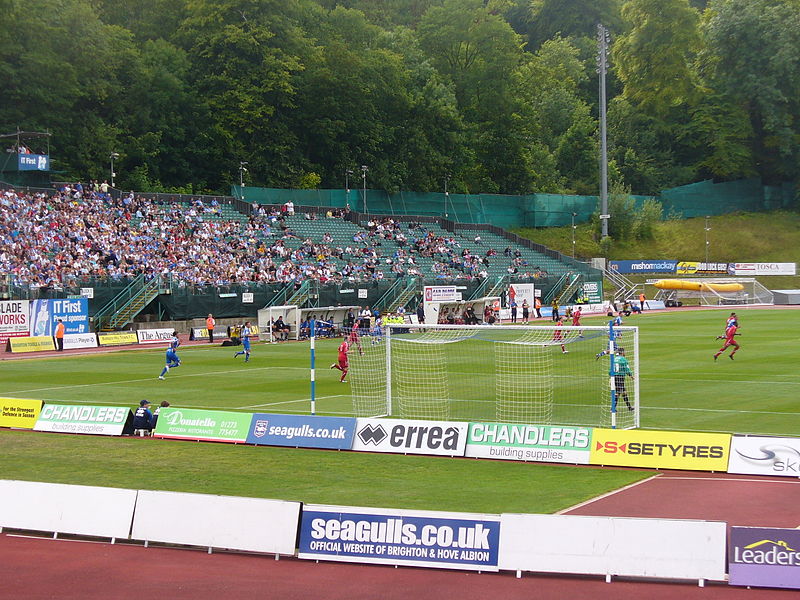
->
[349,323,639,429]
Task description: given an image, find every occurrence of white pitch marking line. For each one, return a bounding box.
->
[236,395,347,409]
[557,474,662,515]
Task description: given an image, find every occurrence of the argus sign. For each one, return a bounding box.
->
[246,414,356,450]
[466,423,592,464]
[352,418,468,456]
[729,527,800,589]
[299,505,500,571]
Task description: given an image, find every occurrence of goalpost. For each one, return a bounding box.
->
[348,323,639,429]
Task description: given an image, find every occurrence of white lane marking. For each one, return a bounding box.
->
[557,474,661,514]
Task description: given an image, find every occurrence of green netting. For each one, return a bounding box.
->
[234,179,796,230]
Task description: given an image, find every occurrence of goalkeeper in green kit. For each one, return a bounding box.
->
[613,348,634,411]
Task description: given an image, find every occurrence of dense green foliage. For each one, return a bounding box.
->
[2,0,799,195]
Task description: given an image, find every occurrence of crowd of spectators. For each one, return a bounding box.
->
[0,187,551,288]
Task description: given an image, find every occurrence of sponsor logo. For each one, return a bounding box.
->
[164,410,217,428]
[735,444,800,474]
[254,419,269,438]
[39,404,127,423]
[358,423,387,445]
[733,539,800,566]
[595,441,724,458]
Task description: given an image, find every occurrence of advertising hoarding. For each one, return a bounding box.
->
[352,418,468,457]
[729,527,800,589]
[29,299,89,336]
[299,504,500,571]
[0,300,29,344]
[466,423,592,464]
[33,404,132,436]
[0,398,43,429]
[246,414,356,450]
[153,408,251,443]
[9,336,55,353]
[590,429,731,471]
[728,435,800,477]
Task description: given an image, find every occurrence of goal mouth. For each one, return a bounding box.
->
[348,323,639,430]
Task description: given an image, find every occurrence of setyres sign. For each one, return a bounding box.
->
[153,408,251,443]
[609,260,677,274]
[590,429,731,471]
[728,435,800,477]
[0,398,43,429]
[299,505,500,571]
[352,418,468,457]
[0,300,30,344]
[247,414,355,450]
[729,527,800,589]
[34,404,132,436]
[466,423,592,464]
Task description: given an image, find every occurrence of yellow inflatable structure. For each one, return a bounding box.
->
[653,279,744,293]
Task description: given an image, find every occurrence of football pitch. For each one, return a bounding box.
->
[2,307,798,435]
[1,307,798,513]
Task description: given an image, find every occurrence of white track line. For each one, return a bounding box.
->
[556,474,662,514]
[656,476,800,485]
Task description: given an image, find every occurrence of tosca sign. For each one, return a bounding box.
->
[246,414,356,450]
[0,398,43,429]
[589,429,731,471]
[465,423,592,464]
[153,408,251,443]
[33,404,132,436]
[298,505,500,571]
[729,527,800,589]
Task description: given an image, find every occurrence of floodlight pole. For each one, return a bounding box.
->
[572,212,577,258]
[361,165,369,214]
[704,216,710,267]
[444,174,450,218]
[597,24,610,239]
[109,152,119,188]
[239,161,248,201]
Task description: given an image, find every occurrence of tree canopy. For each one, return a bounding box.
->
[1,0,797,194]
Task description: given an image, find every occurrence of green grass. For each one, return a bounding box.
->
[1,306,798,512]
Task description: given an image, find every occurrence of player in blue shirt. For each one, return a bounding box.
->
[158,331,181,379]
[133,399,154,432]
[234,321,253,362]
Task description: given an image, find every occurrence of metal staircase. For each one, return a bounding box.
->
[94,274,163,330]
[604,268,638,303]
[374,277,419,313]
[469,275,506,301]
[543,272,582,304]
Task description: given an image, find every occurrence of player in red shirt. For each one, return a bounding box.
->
[713,323,740,360]
[553,316,568,354]
[571,306,584,337]
[330,339,350,382]
[347,325,364,355]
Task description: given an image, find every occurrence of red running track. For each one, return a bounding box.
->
[2,471,799,599]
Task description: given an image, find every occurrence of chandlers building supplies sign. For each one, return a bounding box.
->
[351,418,468,457]
[33,404,132,436]
[729,527,800,589]
[465,423,592,464]
[299,505,500,571]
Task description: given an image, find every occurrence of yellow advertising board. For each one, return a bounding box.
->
[676,261,700,275]
[9,336,55,353]
[0,398,44,429]
[590,428,731,471]
[98,332,139,346]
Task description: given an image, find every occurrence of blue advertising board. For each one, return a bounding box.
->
[29,299,90,336]
[298,505,500,571]
[17,154,49,171]
[609,260,677,274]
[246,414,356,450]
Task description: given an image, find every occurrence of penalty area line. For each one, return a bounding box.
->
[236,395,348,409]
[557,474,661,515]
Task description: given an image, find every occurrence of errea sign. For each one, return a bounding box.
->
[352,418,467,456]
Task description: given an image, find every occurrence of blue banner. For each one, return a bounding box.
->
[609,260,677,274]
[17,154,49,171]
[246,414,356,450]
[29,299,90,336]
[298,507,500,570]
